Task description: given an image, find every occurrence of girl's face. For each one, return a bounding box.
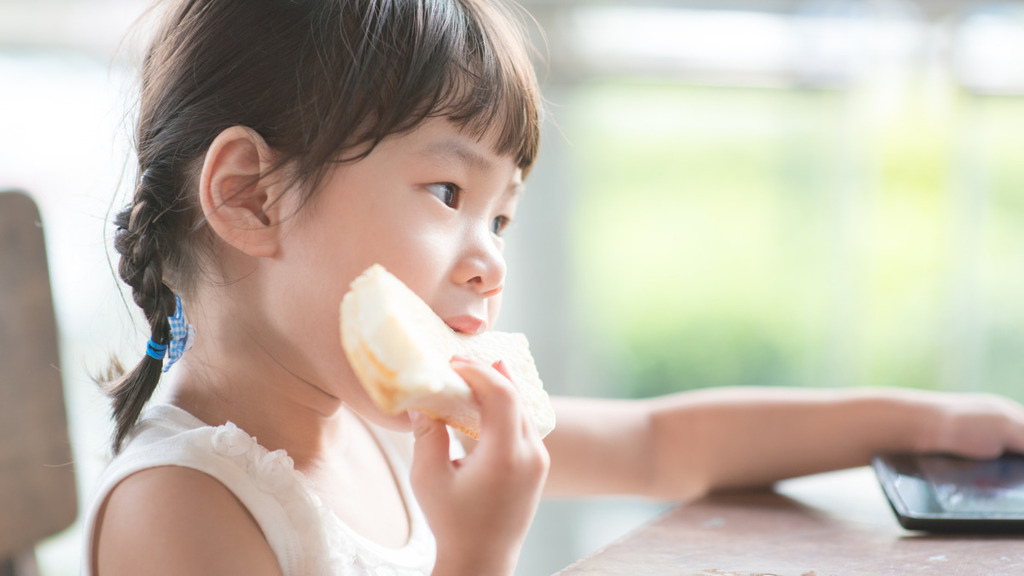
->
[265,117,523,427]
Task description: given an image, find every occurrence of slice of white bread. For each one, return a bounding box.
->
[340,264,555,439]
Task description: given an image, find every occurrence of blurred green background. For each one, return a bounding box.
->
[560,80,1024,402]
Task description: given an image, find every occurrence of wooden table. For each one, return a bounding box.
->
[554,467,1024,575]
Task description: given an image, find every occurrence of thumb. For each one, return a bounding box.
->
[410,411,453,481]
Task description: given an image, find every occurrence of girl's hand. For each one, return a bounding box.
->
[916,391,1024,459]
[409,357,550,576]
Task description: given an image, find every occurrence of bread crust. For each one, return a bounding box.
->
[340,264,555,439]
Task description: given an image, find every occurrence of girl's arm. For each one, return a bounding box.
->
[542,387,1024,500]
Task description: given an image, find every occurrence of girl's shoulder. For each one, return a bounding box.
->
[82,404,309,576]
[92,463,282,576]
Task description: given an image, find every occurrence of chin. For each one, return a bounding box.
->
[333,361,412,431]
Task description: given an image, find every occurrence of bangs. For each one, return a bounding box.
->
[432,0,543,173]
[295,0,542,184]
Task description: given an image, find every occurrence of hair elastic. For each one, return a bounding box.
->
[146,339,168,360]
[141,295,194,370]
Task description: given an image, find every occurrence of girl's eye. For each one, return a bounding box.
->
[491,215,512,236]
[426,183,461,209]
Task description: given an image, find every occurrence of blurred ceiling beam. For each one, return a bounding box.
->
[520,0,984,20]
[0,0,1005,56]
[2,0,1018,92]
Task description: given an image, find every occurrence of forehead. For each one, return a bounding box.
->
[393,117,524,185]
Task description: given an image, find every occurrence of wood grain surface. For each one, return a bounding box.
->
[554,467,1023,576]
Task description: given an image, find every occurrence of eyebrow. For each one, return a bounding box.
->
[420,139,496,172]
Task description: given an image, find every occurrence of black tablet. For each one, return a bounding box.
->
[872,452,1024,532]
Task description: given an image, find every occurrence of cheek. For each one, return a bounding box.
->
[368,228,454,289]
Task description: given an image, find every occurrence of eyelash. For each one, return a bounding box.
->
[426,182,513,237]
[491,215,512,237]
[427,182,461,208]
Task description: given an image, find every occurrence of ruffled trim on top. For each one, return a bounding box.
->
[205,420,434,576]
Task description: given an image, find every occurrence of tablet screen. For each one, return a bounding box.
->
[873,453,1024,531]
[917,454,1024,514]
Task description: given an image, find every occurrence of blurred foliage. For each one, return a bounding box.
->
[564,80,1024,401]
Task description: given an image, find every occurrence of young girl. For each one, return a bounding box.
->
[85,0,1024,574]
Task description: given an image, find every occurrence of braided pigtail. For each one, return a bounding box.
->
[106,165,182,453]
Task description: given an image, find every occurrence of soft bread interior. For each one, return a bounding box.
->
[340,264,556,439]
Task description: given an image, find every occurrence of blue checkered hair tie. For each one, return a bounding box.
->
[163,294,195,372]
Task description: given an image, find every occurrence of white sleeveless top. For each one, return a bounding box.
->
[81,404,436,575]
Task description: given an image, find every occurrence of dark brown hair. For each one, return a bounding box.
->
[104,0,543,452]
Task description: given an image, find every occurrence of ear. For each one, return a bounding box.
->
[199,126,287,257]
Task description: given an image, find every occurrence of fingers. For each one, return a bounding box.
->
[1000,400,1024,455]
[491,359,512,381]
[416,357,550,570]
[450,357,523,451]
[975,395,1024,457]
[409,410,453,487]
[490,359,544,440]
[932,393,1024,458]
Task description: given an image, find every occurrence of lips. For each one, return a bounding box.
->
[444,315,487,335]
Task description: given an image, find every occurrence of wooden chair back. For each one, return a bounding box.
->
[0,191,77,566]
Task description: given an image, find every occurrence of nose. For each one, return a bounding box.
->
[452,227,506,296]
